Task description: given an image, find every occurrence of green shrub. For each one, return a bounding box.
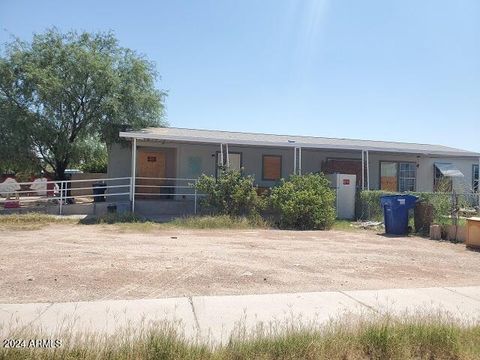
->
[195,170,261,217]
[415,193,452,226]
[356,190,396,221]
[357,190,460,225]
[270,173,336,230]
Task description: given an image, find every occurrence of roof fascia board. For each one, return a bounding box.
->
[119,132,480,158]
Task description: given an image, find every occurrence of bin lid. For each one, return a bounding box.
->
[380,194,418,208]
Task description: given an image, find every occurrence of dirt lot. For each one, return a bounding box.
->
[1,224,480,303]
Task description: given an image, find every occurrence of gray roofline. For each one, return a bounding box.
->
[127,126,456,149]
[119,128,480,158]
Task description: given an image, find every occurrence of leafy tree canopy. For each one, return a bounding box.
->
[0,28,166,179]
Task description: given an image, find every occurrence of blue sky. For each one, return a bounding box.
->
[1,0,479,151]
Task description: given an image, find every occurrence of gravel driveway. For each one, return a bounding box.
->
[1,224,479,303]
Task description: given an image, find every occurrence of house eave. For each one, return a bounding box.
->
[119,131,480,158]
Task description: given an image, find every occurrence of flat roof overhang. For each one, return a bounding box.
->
[120,131,480,158]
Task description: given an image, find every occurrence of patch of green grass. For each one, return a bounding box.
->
[85,211,145,224]
[0,212,270,232]
[82,213,271,232]
[168,215,270,229]
[0,212,77,230]
[332,220,356,231]
[1,315,479,359]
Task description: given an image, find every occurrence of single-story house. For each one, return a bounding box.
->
[107,127,479,214]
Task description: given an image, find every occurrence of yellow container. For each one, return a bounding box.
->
[466,217,480,249]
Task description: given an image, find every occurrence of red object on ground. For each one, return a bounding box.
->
[4,200,20,208]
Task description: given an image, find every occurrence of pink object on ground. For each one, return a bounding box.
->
[4,200,20,208]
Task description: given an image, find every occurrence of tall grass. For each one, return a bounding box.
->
[0,212,77,230]
[88,213,270,232]
[0,212,270,231]
[1,315,479,359]
[168,215,270,229]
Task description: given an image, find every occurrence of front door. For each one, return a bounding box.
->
[137,150,166,198]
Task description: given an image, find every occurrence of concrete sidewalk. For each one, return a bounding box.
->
[1,286,480,344]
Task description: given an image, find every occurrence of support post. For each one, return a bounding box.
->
[131,138,137,213]
[366,150,370,190]
[361,150,365,190]
[59,181,63,215]
[225,143,230,168]
[220,143,224,167]
[298,147,302,175]
[129,173,133,202]
[293,147,297,175]
[194,187,197,214]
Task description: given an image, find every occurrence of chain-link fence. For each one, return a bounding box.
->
[357,190,480,224]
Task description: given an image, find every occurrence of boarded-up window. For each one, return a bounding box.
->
[322,159,362,186]
[380,162,397,191]
[263,155,282,181]
[381,162,416,192]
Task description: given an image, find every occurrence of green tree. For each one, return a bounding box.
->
[0,100,41,174]
[0,29,166,179]
[75,136,108,173]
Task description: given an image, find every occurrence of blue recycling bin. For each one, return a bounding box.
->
[380,195,418,235]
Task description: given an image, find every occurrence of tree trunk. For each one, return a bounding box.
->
[55,163,67,181]
[55,161,75,204]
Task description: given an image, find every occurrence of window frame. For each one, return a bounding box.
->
[398,162,417,193]
[262,154,282,181]
[379,161,417,192]
[433,163,453,192]
[215,151,243,178]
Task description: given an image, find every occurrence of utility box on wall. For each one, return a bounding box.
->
[326,173,357,220]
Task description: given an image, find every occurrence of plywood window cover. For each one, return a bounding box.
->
[323,157,363,186]
[263,155,282,181]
